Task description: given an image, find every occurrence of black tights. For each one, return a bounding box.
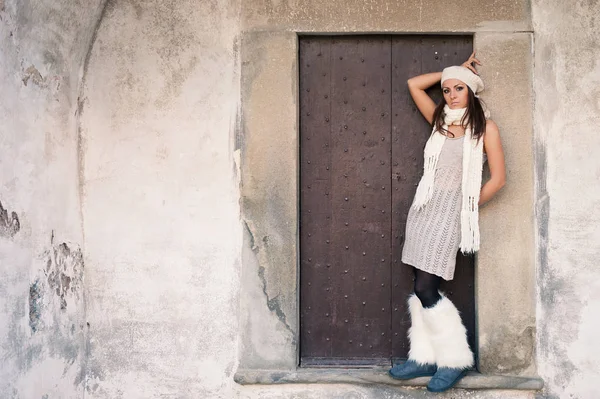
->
[413,267,442,308]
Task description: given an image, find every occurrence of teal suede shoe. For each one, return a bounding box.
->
[426,367,468,392]
[388,360,437,380]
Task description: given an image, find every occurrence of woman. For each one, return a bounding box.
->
[388,53,506,392]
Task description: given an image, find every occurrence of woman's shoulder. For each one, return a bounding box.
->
[485,119,499,133]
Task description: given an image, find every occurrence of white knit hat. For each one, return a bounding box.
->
[441,66,485,97]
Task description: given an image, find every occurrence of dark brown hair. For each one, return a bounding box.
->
[432,87,487,141]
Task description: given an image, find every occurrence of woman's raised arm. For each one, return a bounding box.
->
[407,72,441,125]
[407,52,482,125]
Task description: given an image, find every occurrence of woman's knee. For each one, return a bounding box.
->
[414,285,441,308]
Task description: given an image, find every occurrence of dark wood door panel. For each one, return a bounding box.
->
[300,36,393,364]
[300,37,334,359]
[327,35,392,361]
[300,35,476,366]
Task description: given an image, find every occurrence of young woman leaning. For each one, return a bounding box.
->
[388,53,506,392]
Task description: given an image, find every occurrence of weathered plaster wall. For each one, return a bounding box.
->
[79,0,242,397]
[3,0,599,397]
[0,0,104,397]
[533,1,600,398]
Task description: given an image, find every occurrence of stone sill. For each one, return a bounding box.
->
[234,368,544,390]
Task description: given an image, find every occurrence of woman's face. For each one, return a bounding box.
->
[442,78,469,109]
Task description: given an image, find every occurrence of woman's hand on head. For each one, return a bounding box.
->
[461,52,481,75]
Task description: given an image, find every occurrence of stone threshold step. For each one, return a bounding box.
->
[234,368,544,390]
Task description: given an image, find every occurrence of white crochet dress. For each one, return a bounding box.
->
[401,135,464,281]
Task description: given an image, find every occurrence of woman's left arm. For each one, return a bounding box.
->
[479,120,506,206]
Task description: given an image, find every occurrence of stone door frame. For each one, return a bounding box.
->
[237,14,536,382]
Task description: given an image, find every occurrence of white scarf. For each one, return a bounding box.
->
[411,105,485,253]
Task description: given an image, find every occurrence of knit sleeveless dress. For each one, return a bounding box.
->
[401,135,464,281]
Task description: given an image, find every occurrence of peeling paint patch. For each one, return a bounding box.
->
[2,234,87,394]
[243,219,258,252]
[42,238,84,311]
[28,279,44,333]
[22,65,45,87]
[0,200,20,238]
[46,243,83,309]
[27,233,85,333]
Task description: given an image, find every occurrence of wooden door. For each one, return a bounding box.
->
[299,35,476,367]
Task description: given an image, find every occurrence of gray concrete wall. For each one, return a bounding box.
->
[0,0,104,397]
[532,1,600,398]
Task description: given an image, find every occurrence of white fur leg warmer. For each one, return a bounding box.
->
[421,294,474,369]
[407,294,436,365]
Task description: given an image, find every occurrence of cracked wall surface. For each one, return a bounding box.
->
[0,0,104,397]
